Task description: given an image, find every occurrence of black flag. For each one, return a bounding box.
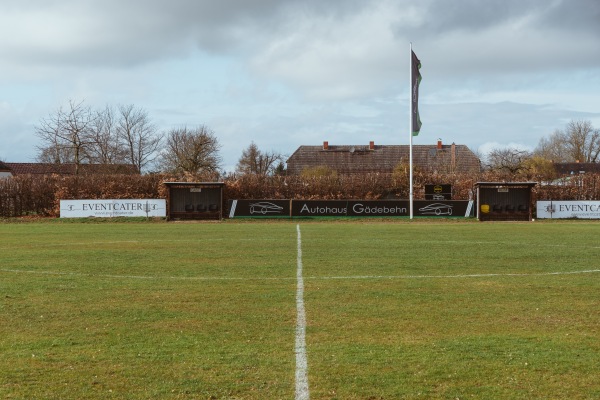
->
[411,50,422,136]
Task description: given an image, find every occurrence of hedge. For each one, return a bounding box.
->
[1,172,600,218]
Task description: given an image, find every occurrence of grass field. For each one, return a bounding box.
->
[1,219,600,399]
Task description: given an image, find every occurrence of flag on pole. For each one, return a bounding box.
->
[411,50,422,136]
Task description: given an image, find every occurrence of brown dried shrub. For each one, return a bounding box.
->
[3,171,600,218]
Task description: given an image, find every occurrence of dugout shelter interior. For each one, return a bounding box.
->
[475,182,536,221]
[164,182,224,220]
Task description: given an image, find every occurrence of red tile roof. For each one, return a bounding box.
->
[4,163,139,176]
[286,143,481,175]
[553,162,600,175]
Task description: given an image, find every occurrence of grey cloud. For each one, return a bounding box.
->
[535,0,600,33]
[0,0,340,70]
[3,0,599,76]
[394,0,600,37]
[404,0,539,33]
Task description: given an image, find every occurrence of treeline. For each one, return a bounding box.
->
[485,120,600,173]
[33,100,277,176]
[2,172,600,218]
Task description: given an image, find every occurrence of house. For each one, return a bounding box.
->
[286,140,481,175]
[1,163,139,177]
[553,162,600,176]
[0,161,11,178]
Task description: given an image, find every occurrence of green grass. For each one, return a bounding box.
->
[1,220,600,399]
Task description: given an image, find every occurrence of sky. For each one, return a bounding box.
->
[1,0,599,172]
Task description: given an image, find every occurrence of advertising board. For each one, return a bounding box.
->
[537,201,600,219]
[60,199,166,218]
[228,199,473,218]
[414,200,470,217]
[228,200,290,218]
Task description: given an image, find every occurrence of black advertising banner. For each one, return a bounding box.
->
[413,200,470,217]
[292,200,470,217]
[228,199,473,218]
[228,199,290,218]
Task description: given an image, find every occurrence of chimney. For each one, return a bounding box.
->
[323,141,329,150]
[369,141,375,150]
[437,139,442,150]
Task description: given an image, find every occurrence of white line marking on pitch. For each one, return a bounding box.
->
[315,269,600,280]
[1,269,600,282]
[295,224,310,400]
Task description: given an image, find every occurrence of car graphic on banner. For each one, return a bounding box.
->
[228,199,290,218]
[250,201,284,215]
[418,202,453,215]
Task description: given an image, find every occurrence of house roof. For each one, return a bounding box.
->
[286,143,481,175]
[553,162,600,175]
[4,163,139,176]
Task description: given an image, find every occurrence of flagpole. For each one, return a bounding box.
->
[409,42,414,219]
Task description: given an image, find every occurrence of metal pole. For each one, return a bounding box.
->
[409,42,414,219]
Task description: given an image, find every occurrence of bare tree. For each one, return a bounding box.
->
[85,105,127,165]
[160,125,221,174]
[236,142,283,176]
[117,104,162,173]
[35,100,96,174]
[563,120,600,163]
[37,140,75,164]
[535,133,567,163]
[535,120,600,163]
[485,147,532,175]
[36,107,68,163]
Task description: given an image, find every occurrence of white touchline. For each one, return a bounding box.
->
[295,224,310,400]
[2,269,600,282]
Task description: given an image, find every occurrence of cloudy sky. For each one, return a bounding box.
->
[1,0,599,171]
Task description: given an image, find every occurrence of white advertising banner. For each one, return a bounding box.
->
[60,199,166,218]
[537,201,600,219]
